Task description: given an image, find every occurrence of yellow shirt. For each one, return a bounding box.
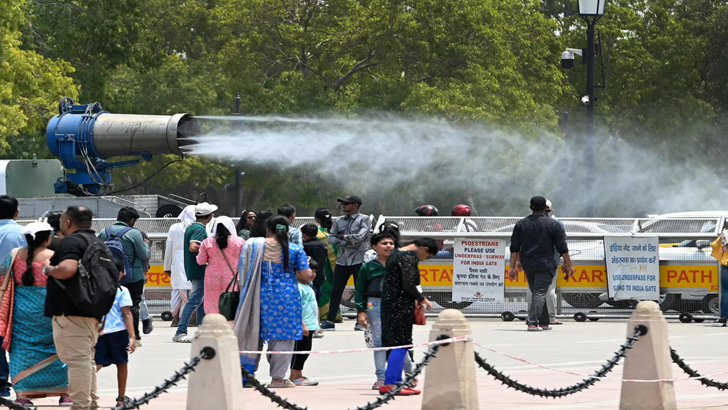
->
[710,237,728,266]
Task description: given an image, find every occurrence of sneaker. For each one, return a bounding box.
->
[172,333,193,343]
[372,380,384,390]
[334,318,344,324]
[15,398,33,405]
[267,379,296,388]
[527,325,542,332]
[549,320,563,325]
[540,325,552,331]
[711,319,727,327]
[312,330,324,339]
[292,377,319,386]
[378,385,421,396]
[320,321,336,331]
[143,318,154,334]
[135,339,143,348]
[59,396,73,406]
[354,323,366,332]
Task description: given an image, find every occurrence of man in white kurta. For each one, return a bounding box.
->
[164,205,195,326]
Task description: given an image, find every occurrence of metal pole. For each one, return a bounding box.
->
[233,92,242,216]
[585,19,597,217]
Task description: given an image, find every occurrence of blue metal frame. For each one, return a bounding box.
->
[46,100,142,194]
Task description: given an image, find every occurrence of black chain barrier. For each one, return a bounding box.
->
[113,346,216,410]
[474,324,648,398]
[671,348,728,391]
[240,337,449,410]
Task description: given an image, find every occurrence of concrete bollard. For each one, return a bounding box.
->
[421,309,478,410]
[187,314,245,410]
[620,301,676,410]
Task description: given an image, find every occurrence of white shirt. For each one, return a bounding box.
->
[164,222,193,290]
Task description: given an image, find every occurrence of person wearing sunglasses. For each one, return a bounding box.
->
[236,210,257,240]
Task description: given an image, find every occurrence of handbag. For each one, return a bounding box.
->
[414,305,426,326]
[218,248,240,321]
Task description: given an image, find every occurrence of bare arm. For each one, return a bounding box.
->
[46,259,79,280]
[122,306,136,353]
[189,242,201,253]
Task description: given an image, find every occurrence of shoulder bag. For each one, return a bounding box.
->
[218,247,240,321]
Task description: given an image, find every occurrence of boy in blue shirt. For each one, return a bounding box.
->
[289,260,321,386]
[95,262,137,406]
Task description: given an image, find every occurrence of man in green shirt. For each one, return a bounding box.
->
[99,207,150,347]
[173,202,217,343]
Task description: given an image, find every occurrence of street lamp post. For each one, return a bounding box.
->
[578,0,605,217]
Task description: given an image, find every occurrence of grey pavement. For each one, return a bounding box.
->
[20,317,728,409]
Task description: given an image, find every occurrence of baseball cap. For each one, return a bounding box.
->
[530,196,547,208]
[545,199,554,210]
[195,202,218,216]
[337,196,363,205]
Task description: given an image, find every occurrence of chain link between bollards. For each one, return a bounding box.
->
[241,343,442,410]
[473,325,646,398]
[671,347,728,391]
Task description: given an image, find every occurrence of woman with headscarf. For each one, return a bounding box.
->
[234,215,313,388]
[197,216,245,315]
[314,207,342,323]
[164,205,195,325]
[0,222,70,405]
[235,210,257,240]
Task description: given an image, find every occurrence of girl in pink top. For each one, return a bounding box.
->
[197,216,245,315]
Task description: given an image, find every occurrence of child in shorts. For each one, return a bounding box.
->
[96,267,137,407]
[289,260,321,386]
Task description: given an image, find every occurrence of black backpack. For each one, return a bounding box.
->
[55,233,119,317]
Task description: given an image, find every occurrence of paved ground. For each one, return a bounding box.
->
[19,316,728,409]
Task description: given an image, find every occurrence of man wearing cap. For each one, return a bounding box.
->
[509,196,575,331]
[172,202,216,343]
[321,196,372,331]
[523,199,565,326]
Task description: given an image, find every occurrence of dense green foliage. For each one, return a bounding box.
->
[3,0,728,216]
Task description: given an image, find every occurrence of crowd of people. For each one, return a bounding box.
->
[1,192,696,407]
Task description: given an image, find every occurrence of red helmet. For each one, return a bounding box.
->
[452,204,472,216]
[414,205,439,216]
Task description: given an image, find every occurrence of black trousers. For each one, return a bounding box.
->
[524,269,555,327]
[125,280,145,340]
[291,333,313,371]
[326,264,362,322]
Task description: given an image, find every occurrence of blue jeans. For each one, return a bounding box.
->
[721,265,728,318]
[384,348,407,385]
[367,298,412,381]
[176,279,205,336]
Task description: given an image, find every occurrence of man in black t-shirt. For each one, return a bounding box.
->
[44,206,104,410]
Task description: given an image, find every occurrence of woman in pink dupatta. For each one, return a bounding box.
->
[197,216,245,315]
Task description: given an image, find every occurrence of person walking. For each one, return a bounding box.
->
[0,222,70,405]
[98,207,150,347]
[314,208,342,325]
[321,196,371,331]
[0,195,26,397]
[236,210,257,240]
[524,199,564,326]
[173,202,217,343]
[508,196,575,331]
[163,206,195,327]
[44,206,115,410]
[233,215,313,388]
[196,216,245,315]
[380,237,437,396]
[278,205,303,246]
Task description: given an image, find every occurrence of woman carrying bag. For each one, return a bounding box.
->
[197,216,245,317]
